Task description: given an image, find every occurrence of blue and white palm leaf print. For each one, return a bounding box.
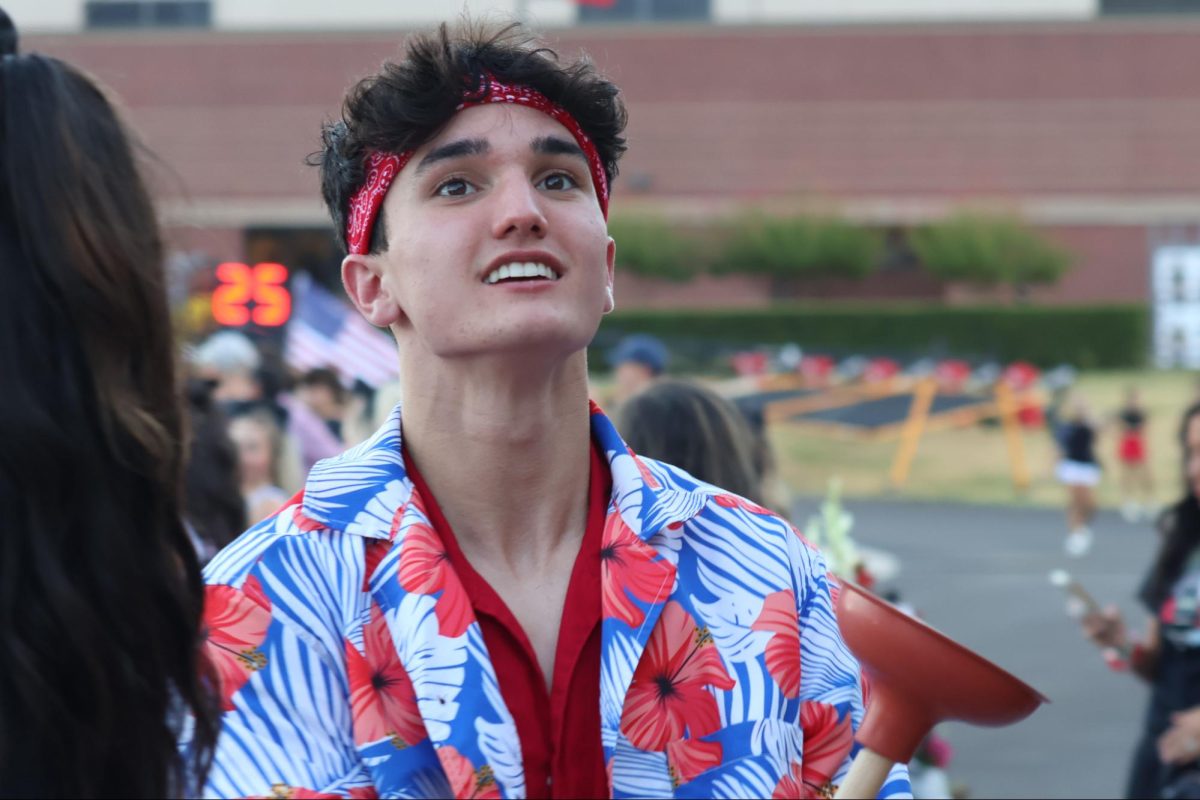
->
[610,735,672,799]
[708,761,781,800]
[469,627,526,799]
[384,593,468,744]
[203,610,357,797]
[198,403,910,799]
[600,626,643,754]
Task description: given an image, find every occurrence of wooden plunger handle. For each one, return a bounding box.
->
[834,747,894,799]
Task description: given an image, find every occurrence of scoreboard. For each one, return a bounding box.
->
[211,262,292,328]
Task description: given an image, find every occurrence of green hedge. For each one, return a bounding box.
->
[596,304,1149,370]
[709,214,882,280]
[606,216,701,282]
[909,213,1072,287]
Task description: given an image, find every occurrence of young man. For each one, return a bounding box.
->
[200,23,910,799]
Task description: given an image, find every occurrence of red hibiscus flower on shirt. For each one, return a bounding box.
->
[397,516,472,638]
[751,590,801,699]
[250,786,378,799]
[362,538,392,593]
[772,701,854,798]
[666,737,724,786]
[601,512,674,628]
[629,449,662,489]
[771,762,807,800]
[620,601,736,751]
[346,602,426,749]
[713,493,774,516]
[437,745,501,799]
[203,575,273,711]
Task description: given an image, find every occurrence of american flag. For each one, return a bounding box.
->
[285,272,398,388]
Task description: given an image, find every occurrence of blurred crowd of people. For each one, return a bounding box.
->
[181,329,400,563]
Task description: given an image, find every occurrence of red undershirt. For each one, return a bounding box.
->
[402,441,610,799]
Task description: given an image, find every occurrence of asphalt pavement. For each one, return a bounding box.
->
[790,496,1160,799]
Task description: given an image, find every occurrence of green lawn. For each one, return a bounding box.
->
[768,370,1196,509]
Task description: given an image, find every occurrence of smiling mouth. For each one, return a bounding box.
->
[483,261,561,285]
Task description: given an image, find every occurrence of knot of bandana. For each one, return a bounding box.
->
[344,76,609,255]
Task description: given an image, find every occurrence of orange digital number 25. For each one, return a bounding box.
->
[212,262,291,327]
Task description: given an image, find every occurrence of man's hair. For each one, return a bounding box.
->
[312,21,628,254]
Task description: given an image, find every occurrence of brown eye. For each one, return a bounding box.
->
[538,173,577,192]
[436,178,476,197]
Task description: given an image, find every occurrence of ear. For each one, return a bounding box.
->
[342,253,402,327]
[603,236,616,315]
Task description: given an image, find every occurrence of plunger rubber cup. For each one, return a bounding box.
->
[833,581,1047,798]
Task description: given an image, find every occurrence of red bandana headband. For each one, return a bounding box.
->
[344,75,609,255]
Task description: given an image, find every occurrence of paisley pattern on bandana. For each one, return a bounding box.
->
[343,76,609,255]
[345,151,411,255]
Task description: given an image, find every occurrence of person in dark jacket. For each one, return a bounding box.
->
[1084,401,1200,798]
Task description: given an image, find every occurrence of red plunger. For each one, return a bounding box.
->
[834,582,1048,799]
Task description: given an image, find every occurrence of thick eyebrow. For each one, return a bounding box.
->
[531,135,587,163]
[414,138,490,174]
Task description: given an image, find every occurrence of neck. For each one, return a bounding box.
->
[400,349,594,572]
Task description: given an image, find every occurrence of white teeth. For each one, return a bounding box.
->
[484,261,560,284]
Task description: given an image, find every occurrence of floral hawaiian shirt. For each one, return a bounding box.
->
[196,403,911,799]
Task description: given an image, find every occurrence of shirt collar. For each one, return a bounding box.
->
[299,401,707,542]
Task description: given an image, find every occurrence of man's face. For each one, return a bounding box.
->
[356,103,615,362]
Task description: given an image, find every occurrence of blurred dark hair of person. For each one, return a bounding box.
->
[618,379,765,506]
[731,396,791,516]
[0,21,219,798]
[183,380,248,564]
[296,367,347,441]
[0,8,13,57]
[341,377,380,447]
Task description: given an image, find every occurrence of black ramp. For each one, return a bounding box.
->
[791,392,988,430]
[731,388,819,419]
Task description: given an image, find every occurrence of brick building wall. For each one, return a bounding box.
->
[26,20,1200,306]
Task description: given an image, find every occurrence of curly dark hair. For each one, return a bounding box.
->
[312,20,627,254]
[0,43,219,797]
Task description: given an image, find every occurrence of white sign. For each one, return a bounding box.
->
[1152,245,1200,369]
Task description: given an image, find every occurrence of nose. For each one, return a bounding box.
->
[490,170,547,240]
